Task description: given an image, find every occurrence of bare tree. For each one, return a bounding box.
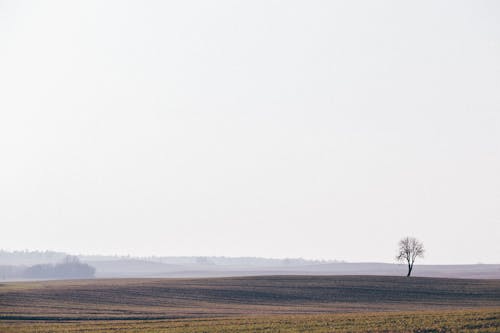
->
[396,237,424,277]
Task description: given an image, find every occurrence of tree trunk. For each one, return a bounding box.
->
[407,263,412,277]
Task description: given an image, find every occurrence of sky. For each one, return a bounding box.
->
[0,0,499,264]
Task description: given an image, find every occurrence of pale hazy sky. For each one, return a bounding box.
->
[1,1,499,264]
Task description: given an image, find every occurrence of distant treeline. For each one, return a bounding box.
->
[1,250,343,267]
[0,250,68,265]
[0,256,95,280]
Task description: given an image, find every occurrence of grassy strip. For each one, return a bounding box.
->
[0,308,499,333]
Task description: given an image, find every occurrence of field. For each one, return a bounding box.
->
[1,275,500,332]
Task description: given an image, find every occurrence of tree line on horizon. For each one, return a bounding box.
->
[0,255,95,280]
[1,237,425,279]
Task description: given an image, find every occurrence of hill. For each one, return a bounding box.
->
[1,275,500,320]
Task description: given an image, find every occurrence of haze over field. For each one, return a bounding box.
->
[1,1,499,264]
[1,250,500,280]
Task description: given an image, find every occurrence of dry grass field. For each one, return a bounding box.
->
[1,275,500,332]
[1,308,499,333]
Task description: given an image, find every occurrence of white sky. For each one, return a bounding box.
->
[1,0,499,264]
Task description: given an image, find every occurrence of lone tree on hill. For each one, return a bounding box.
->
[396,236,424,277]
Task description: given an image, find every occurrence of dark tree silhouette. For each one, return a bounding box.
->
[24,256,95,279]
[396,236,424,277]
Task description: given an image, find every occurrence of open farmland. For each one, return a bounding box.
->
[1,275,500,332]
[0,308,499,333]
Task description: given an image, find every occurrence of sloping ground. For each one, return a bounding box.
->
[296,263,500,279]
[4,259,500,280]
[1,275,500,320]
[87,259,184,277]
[86,261,500,279]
